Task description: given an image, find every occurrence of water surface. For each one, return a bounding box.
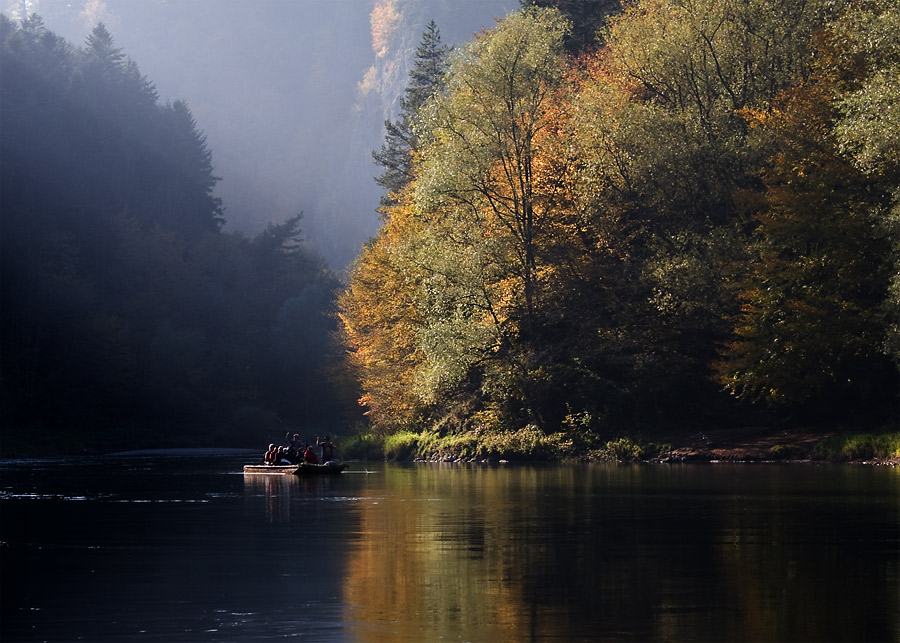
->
[1,454,897,641]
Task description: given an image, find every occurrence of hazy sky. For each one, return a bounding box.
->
[4,0,519,269]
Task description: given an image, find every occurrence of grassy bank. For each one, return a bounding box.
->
[811,430,900,462]
[339,427,671,462]
[339,426,900,464]
[6,424,896,464]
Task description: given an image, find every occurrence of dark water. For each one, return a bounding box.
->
[1,454,898,642]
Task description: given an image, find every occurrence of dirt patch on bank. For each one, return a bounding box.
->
[663,426,835,463]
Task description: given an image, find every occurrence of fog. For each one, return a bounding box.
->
[3,0,518,269]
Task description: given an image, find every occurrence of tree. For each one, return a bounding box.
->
[709,1,899,420]
[559,0,844,424]
[716,72,895,415]
[338,199,428,432]
[421,7,569,326]
[343,0,898,440]
[0,16,346,446]
[521,0,621,53]
[373,20,450,206]
[831,0,900,369]
[81,22,123,73]
[407,7,572,428]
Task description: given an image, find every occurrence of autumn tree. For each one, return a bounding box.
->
[408,7,573,428]
[343,21,455,431]
[832,0,900,368]
[343,0,899,441]
[560,0,842,423]
[717,78,895,414]
[338,201,427,432]
[715,0,899,418]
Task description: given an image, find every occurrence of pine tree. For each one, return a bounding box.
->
[82,22,124,77]
[373,20,450,207]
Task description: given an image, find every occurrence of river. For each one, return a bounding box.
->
[1,453,898,642]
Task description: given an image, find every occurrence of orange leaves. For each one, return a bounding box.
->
[337,200,427,431]
[714,27,895,406]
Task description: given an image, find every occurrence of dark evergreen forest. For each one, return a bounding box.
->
[0,15,354,452]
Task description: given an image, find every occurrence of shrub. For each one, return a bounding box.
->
[768,444,802,460]
[478,425,547,459]
[813,431,900,461]
[595,437,672,462]
[340,432,385,460]
[383,431,423,460]
[432,433,480,459]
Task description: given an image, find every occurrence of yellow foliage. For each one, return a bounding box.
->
[370,1,401,58]
[338,197,426,432]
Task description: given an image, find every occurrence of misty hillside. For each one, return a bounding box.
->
[0,15,353,449]
[2,0,519,269]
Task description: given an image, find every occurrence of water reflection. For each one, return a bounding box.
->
[339,463,900,642]
[242,471,357,523]
[1,456,897,642]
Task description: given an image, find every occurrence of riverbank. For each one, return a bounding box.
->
[661,425,900,465]
[345,424,900,465]
[3,423,898,465]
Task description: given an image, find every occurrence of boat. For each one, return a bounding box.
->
[243,464,298,475]
[295,461,347,475]
[242,462,347,475]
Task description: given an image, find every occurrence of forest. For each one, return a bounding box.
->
[2,0,898,459]
[0,14,354,453]
[340,0,900,457]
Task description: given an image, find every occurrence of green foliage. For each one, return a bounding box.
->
[714,5,898,414]
[383,430,429,461]
[813,432,900,462]
[831,0,900,368]
[409,7,573,424]
[343,0,900,444]
[768,444,803,460]
[373,20,450,206]
[486,427,571,459]
[833,0,900,175]
[521,0,621,53]
[595,437,671,462]
[339,432,386,460]
[380,425,574,461]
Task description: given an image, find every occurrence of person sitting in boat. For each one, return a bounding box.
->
[303,445,319,464]
[264,444,278,465]
[277,446,294,465]
[317,435,336,463]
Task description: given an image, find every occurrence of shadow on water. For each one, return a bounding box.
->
[1,455,898,641]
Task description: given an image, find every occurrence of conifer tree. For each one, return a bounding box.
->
[373,20,450,206]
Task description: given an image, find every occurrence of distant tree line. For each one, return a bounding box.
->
[341,0,899,444]
[0,15,353,449]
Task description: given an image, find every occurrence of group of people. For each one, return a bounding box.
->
[264,433,336,466]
